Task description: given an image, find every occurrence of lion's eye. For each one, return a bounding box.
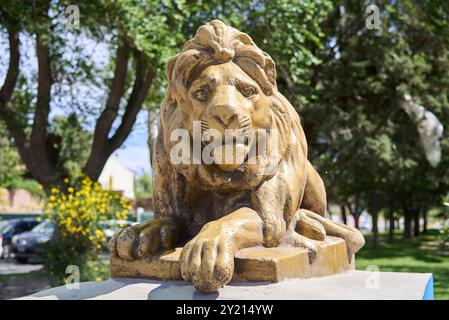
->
[193,89,208,101]
[240,85,257,98]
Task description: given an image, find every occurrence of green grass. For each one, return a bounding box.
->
[356,231,449,300]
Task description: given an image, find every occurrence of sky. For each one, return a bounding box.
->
[113,112,152,176]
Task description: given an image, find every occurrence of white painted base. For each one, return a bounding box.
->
[18,270,433,300]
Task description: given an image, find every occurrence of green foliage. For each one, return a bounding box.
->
[49,115,92,179]
[140,0,333,111]
[9,179,45,198]
[0,122,42,196]
[0,120,22,188]
[439,227,449,248]
[301,0,449,225]
[134,173,153,198]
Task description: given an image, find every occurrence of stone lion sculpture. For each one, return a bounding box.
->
[109,20,364,292]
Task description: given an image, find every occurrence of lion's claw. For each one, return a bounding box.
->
[180,226,236,293]
[109,217,183,260]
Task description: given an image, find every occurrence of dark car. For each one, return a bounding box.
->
[11,221,55,263]
[0,218,40,259]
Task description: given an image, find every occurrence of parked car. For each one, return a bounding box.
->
[11,221,55,263]
[0,218,40,259]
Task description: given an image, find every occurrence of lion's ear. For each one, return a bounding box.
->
[166,54,180,84]
[263,52,277,88]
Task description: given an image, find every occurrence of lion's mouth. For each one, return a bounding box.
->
[211,136,252,172]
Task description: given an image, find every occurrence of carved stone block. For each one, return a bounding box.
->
[110,236,354,283]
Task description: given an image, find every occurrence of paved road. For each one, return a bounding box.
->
[0,258,43,276]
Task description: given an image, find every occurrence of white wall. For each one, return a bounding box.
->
[98,155,135,199]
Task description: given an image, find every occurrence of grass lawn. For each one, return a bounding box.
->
[356,231,449,300]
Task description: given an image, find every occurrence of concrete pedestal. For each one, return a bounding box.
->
[19,270,433,300]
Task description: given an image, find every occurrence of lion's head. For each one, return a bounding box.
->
[159,20,305,192]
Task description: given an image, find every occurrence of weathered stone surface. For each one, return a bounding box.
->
[310,236,355,277]
[233,247,311,282]
[110,236,354,282]
[110,248,182,280]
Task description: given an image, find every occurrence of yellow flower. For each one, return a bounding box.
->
[95,229,104,237]
[64,178,69,183]
[44,177,130,253]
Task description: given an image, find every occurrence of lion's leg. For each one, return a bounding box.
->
[180,207,264,293]
[292,209,326,241]
[109,216,186,260]
[302,210,365,259]
[282,209,324,261]
[301,160,327,216]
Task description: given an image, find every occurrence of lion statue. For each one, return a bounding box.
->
[109,20,365,293]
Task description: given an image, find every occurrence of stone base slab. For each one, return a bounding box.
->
[109,236,354,282]
[19,271,434,300]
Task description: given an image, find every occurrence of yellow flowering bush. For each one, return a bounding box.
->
[41,175,132,283]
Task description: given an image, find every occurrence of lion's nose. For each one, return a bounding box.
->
[210,111,239,128]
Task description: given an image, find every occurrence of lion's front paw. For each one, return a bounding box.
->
[109,217,183,260]
[180,225,236,293]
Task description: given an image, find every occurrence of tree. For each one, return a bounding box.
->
[0,0,182,191]
[297,0,449,239]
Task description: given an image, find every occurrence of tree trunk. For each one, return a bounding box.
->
[403,207,413,239]
[372,210,379,247]
[354,214,360,229]
[387,207,395,243]
[413,209,420,237]
[423,210,428,233]
[340,205,347,224]
[84,52,155,181]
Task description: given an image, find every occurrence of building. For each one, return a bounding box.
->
[98,155,135,199]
